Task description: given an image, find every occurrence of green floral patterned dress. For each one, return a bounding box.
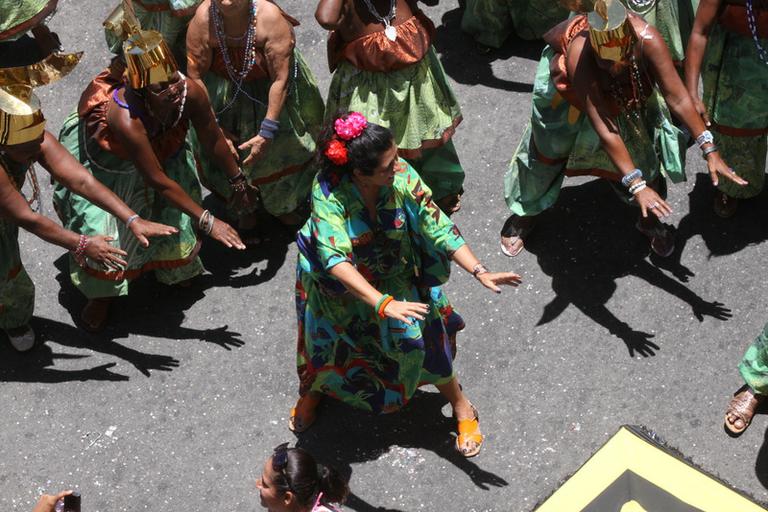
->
[295,160,465,413]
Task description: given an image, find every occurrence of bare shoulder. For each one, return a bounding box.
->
[188,0,211,33]
[256,1,293,38]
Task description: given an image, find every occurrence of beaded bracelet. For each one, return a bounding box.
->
[376,294,394,319]
[472,263,488,278]
[125,214,140,228]
[621,169,643,188]
[629,179,647,194]
[228,170,246,185]
[73,234,90,267]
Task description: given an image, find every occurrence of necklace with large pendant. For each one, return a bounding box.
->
[362,0,398,41]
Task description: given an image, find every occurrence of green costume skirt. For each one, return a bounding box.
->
[326,47,464,201]
[461,0,568,45]
[504,46,686,217]
[702,24,768,199]
[193,50,324,217]
[54,112,203,299]
[0,166,35,330]
[0,0,53,40]
[740,322,768,395]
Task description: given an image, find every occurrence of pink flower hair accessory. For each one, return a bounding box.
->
[334,112,368,141]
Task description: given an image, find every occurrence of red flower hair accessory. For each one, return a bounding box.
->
[324,139,348,165]
[334,112,368,141]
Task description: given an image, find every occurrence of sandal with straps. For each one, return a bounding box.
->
[288,394,320,433]
[635,220,675,258]
[724,386,764,436]
[455,403,484,458]
[500,214,536,258]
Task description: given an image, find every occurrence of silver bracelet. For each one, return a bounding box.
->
[125,214,140,228]
[695,130,714,148]
[702,144,719,159]
[621,169,643,188]
[472,263,488,278]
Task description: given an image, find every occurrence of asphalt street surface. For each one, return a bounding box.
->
[2,1,768,511]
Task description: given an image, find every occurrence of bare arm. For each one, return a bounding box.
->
[329,261,428,324]
[0,166,129,266]
[185,1,213,91]
[37,132,178,246]
[0,166,79,250]
[684,0,721,125]
[316,0,346,29]
[187,80,241,179]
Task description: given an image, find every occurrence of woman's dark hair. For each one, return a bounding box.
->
[317,111,394,179]
[273,447,349,507]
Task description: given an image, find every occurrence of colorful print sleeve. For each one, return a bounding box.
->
[310,186,354,271]
[399,161,465,255]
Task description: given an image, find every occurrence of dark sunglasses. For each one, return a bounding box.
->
[272,442,294,493]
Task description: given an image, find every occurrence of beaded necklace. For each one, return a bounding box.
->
[608,55,646,122]
[362,0,398,41]
[746,0,768,65]
[0,152,40,212]
[211,0,259,113]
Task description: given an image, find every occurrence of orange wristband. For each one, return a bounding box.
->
[377,295,394,319]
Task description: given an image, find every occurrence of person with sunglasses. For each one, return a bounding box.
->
[54,20,254,331]
[292,112,522,457]
[256,443,348,512]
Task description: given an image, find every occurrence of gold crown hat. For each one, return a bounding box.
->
[0,85,46,146]
[104,1,178,89]
[0,51,82,87]
[587,0,634,62]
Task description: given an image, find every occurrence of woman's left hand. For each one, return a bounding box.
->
[128,218,179,248]
[706,151,748,187]
[238,135,271,167]
[476,271,522,294]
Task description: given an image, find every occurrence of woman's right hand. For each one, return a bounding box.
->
[383,300,429,325]
[84,235,129,269]
[690,92,711,127]
[209,218,246,250]
[634,187,673,219]
[31,491,72,512]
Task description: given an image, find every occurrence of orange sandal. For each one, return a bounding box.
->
[288,395,319,433]
[455,404,483,458]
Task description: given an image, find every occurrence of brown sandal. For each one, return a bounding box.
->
[724,386,763,435]
[80,298,112,333]
[455,403,483,458]
[635,220,675,258]
[288,395,319,433]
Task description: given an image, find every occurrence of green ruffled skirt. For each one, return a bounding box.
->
[193,49,324,217]
[326,47,464,199]
[54,112,203,299]
[702,23,768,199]
[461,0,568,45]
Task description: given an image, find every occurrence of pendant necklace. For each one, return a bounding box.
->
[362,0,397,41]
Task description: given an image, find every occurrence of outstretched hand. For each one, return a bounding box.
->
[32,491,72,512]
[476,271,522,294]
[383,300,429,325]
[128,218,178,248]
[238,135,271,167]
[209,219,246,250]
[706,152,748,188]
[635,187,672,220]
[84,235,128,269]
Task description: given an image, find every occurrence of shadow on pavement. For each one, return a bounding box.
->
[523,179,733,358]
[295,391,507,512]
[432,7,544,93]
[671,173,768,276]
[756,426,768,490]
